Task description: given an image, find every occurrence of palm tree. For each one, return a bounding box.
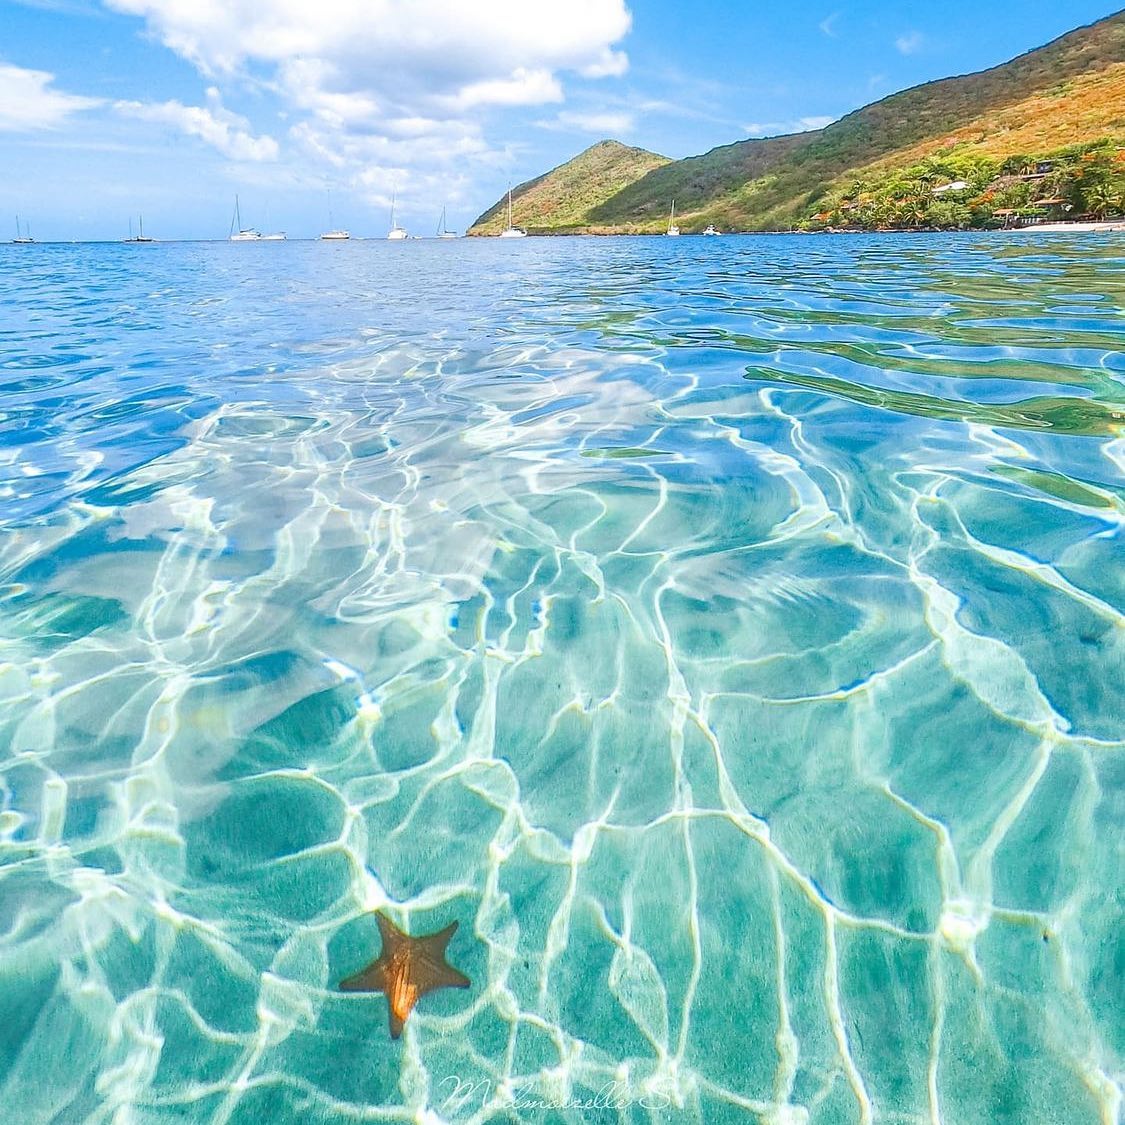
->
[1084,183,1122,219]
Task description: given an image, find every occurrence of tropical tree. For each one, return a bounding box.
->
[1084,182,1123,218]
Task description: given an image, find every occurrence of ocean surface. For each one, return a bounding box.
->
[0,234,1122,1125]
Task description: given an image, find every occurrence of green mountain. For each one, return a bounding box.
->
[468,140,669,235]
[470,10,1125,234]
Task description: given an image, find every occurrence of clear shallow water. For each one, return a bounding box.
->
[0,234,1122,1125]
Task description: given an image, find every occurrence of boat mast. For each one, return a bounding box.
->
[139,215,144,239]
[507,185,513,230]
[437,205,445,237]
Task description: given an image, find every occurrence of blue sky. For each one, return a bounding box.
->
[0,0,1118,240]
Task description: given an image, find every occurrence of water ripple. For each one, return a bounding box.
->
[0,234,1121,1124]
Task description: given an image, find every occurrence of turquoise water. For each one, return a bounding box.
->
[0,235,1122,1124]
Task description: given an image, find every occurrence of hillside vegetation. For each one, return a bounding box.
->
[469,140,668,235]
[470,10,1125,234]
[807,137,1125,231]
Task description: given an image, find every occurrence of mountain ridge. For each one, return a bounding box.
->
[469,140,669,235]
[468,10,1125,234]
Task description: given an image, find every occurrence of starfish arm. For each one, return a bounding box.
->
[339,961,387,993]
[419,920,459,957]
[414,953,472,994]
[438,965,472,990]
[376,911,407,951]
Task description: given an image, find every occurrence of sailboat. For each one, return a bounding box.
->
[702,223,721,236]
[13,215,35,244]
[229,195,262,241]
[387,192,407,239]
[498,184,527,238]
[436,206,457,239]
[124,215,155,243]
[320,192,349,239]
[497,184,526,237]
[257,201,286,240]
[666,200,680,237]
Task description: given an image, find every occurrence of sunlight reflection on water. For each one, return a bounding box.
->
[0,234,1122,1124]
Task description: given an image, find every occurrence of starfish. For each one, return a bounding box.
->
[339,911,471,1038]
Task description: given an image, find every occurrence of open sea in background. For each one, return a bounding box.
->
[0,234,1122,1124]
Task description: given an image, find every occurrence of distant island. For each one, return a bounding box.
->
[469,11,1125,235]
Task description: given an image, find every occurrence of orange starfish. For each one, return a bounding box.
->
[339,911,471,1038]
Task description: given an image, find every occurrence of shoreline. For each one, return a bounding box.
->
[1001,219,1125,233]
[8,220,1125,245]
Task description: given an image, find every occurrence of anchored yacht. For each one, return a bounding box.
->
[229,196,285,241]
[124,216,155,243]
[320,193,350,239]
[498,185,527,238]
[387,192,408,239]
[436,206,457,239]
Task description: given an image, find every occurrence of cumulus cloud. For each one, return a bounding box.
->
[0,62,102,131]
[743,115,835,138]
[539,110,635,134]
[114,89,279,161]
[101,0,632,194]
[102,1,631,106]
[895,31,923,55]
[445,68,564,111]
[580,48,629,79]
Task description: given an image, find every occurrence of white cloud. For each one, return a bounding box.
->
[580,48,629,79]
[102,1,631,106]
[539,110,635,134]
[101,0,632,203]
[115,89,279,161]
[818,12,839,37]
[895,31,923,55]
[0,62,102,131]
[289,116,489,170]
[446,68,564,111]
[743,115,835,138]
